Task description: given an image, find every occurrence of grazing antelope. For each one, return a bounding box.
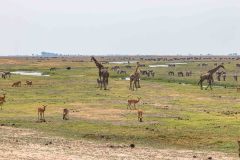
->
[12,81,21,87]
[0,100,5,110]
[25,80,32,86]
[127,97,141,110]
[63,108,69,120]
[38,105,47,121]
[137,110,143,122]
[0,94,6,102]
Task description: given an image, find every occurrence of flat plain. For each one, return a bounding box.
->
[0,56,240,159]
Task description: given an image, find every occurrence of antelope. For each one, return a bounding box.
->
[38,105,47,120]
[63,108,69,120]
[12,81,21,87]
[127,97,141,110]
[0,94,6,102]
[25,80,32,86]
[137,110,143,122]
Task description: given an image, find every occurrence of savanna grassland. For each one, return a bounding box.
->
[1,56,240,159]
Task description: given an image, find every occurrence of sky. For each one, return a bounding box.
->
[0,0,239,56]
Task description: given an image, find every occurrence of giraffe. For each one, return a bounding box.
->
[198,65,225,90]
[91,56,109,90]
[129,62,140,91]
[91,56,104,79]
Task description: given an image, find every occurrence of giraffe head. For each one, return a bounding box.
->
[219,64,225,69]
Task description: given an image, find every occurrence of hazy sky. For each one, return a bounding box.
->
[0,0,239,55]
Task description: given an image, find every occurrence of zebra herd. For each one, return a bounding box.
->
[0,71,11,79]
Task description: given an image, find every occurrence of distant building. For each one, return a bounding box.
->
[40,52,59,57]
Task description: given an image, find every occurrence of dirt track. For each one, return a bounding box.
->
[0,126,237,160]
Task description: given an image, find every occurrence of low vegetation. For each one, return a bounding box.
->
[0,56,240,154]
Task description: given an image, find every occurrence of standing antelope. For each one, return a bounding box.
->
[63,108,69,120]
[0,94,6,102]
[127,97,141,110]
[137,110,143,122]
[25,80,32,86]
[38,105,47,121]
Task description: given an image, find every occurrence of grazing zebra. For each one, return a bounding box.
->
[178,72,184,77]
[50,67,56,71]
[168,71,174,76]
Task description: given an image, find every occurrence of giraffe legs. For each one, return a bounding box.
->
[134,79,138,90]
[205,78,213,90]
[100,78,103,90]
[103,78,107,90]
[198,79,203,90]
[137,79,140,88]
[129,74,132,90]
[129,80,132,90]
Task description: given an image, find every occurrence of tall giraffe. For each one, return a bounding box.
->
[129,62,141,91]
[91,56,104,79]
[198,65,225,90]
[91,56,109,90]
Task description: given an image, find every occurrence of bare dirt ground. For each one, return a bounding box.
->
[0,126,238,160]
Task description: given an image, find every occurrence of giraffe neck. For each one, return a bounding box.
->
[92,57,104,69]
[134,65,139,74]
[208,65,223,75]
